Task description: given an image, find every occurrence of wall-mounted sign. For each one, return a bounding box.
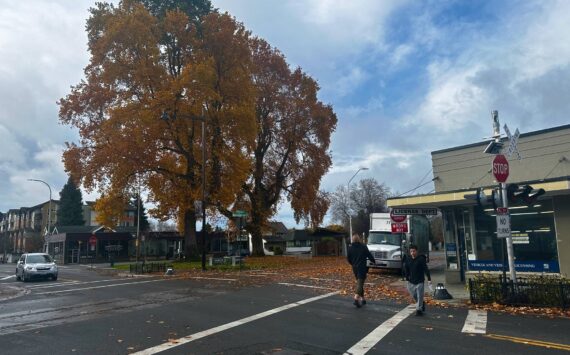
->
[391,207,438,216]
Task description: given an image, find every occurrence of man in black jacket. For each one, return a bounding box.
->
[347,233,375,307]
[403,244,431,316]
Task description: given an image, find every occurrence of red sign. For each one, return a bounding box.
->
[496,207,509,215]
[391,222,408,233]
[89,235,97,246]
[390,210,407,223]
[492,154,509,183]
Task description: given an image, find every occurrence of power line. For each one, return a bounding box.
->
[396,177,438,197]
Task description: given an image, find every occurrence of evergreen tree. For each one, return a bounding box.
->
[57,177,85,226]
[133,194,150,233]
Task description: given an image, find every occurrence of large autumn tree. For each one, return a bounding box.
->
[59,0,256,257]
[220,38,336,256]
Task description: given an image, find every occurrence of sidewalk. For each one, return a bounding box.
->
[429,262,470,305]
[390,251,470,306]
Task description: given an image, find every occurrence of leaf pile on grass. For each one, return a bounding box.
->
[171,256,409,303]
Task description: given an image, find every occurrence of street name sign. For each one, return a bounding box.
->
[492,154,509,183]
[391,207,438,216]
[232,210,248,217]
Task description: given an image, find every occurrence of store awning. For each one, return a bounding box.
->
[387,180,570,208]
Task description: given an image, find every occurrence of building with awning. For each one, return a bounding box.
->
[387,124,570,284]
[45,225,135,264]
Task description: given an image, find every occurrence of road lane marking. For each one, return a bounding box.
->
[34,278,173,295]
[132,291,339,355]
[278,282,335,290]
[344,305,416,355]
[187,276,237,282]
[461,309,487,334]
[486,334,570,351]
[24,278,135,289]
[1,275,16,280]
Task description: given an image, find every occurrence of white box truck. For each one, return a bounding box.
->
[367,213,430,271]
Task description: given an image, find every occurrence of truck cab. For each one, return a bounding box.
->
[367,213,430,271]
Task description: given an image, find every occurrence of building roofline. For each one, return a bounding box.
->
[431,123,570,155]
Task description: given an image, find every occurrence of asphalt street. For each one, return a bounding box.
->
[0,263,569,355]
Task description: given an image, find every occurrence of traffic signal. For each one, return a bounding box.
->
[522,186,545,206]
[506,184,545,206]
[464,188,501,210]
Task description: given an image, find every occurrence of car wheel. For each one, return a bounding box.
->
[52,275,58,281]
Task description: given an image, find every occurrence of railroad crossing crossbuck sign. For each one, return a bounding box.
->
[503,124,521,160]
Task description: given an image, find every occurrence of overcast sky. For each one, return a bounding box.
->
[1,1,569,227]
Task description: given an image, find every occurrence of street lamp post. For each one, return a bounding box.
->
[28,179,52,252]
[347,167,369,242]
[161,110,207,271]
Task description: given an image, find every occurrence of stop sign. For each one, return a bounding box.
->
[492,154,509,182]
[390,210,407,223]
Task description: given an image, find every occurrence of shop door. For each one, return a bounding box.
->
[454,207,474,282]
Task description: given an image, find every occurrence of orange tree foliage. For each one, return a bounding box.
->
[222,38,337,256]
[58,1,256,257]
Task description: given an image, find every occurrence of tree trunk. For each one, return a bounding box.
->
[249,213,264,256]
[184,209,198,258]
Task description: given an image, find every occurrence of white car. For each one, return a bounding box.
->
[15,253,58,282]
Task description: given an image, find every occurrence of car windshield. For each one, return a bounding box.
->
[26,255,53,263]
[368,232,402,246]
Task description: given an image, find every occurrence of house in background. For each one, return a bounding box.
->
[285,228,346,256]
[0,199,138,263]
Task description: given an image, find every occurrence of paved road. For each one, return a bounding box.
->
[0,263,569,354]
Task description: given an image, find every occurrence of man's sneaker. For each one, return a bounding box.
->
[415,310,423,316]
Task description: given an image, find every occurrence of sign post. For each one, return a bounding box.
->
[492,155,516,284]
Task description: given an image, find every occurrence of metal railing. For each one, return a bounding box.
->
[469,276,570,310]
[129,262,170,274]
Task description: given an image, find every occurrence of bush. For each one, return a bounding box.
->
[469,273,570,309]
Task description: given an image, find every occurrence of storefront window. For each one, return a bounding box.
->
[471,199,559,272]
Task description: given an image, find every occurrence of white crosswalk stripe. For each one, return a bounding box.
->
[344,305,416,355]
[461,309,488,334]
